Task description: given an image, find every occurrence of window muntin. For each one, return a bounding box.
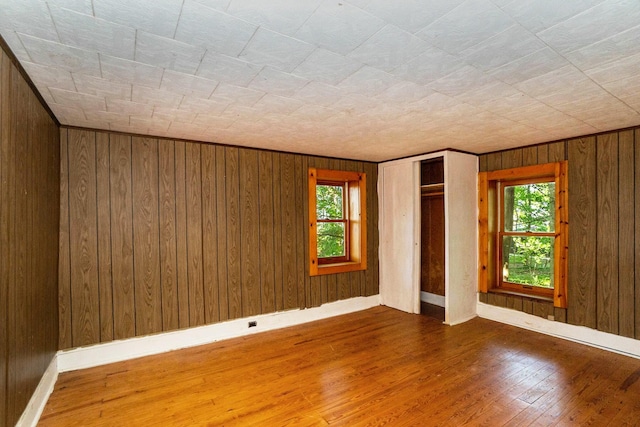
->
[308,168,366,276]
[499,178,556,296]
[316,182,348,263]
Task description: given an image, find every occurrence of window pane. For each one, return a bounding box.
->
[316,184,344,220]
[502,236,554,288]
[503,182,555,232]
[317,222,345,258]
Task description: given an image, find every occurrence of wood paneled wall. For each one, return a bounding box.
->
[0,47,60,427]
[479,130,640,340]
[59,128,379,349]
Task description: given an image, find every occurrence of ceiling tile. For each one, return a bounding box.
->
[427,65,495,97]
[21,61,76,92]
[50,103,87,124]
[292,48,363,86]
[134,31,206,75]
[294,0,386,55]
[416,0,515,54]
[49,86,107,111]
[238,27,315,73]
[100,55,164,87]
[250,94,303,115]
[178,96,229,115]
[348,24,431,72]
[391,46,466,85]
[48,0,94,15]
[197,52,263,87]
[337,66,399,97]
[175,0,257,57]
[462,25,545,72]
[363,0,465,34]
[160,70,219,99]
[501,0,605,34]
[212,82,265,106]
[226,0,323,36]
[153,107,198,124]
[375,81,434,104]
[19,33,101,76]
[566,25,640,72]
[72,73,132,99]
[538,0,640,54]
[50,6,136,60]
[92,0,183,38]
[488,47,569,85]
[106,98,154,115]
[247,67,309,97]
[132,86,184,108]
[0,0,58,40]
[291,81,344,107]
[586,51,640,85]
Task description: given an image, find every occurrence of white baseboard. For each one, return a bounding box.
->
[477,302,640,359]
[16,355,58,427]
[58,295,381,373]
[420,291,445,307]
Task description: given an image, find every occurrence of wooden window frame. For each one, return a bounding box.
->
[478,162,568,308]
[309,168,366,276]
[316,181,349,265]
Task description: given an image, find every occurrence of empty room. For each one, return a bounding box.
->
[2,0,640,426]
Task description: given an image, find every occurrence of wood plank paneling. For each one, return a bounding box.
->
[522,146,538,166]
[215,146,229,321]
[486,152,502,172]
[501,149,522,169]
[59,128,380,350]
[280,153,298,310]
[596,133,619,334]
[548,141,566,162]
[68,129,100,346]
[0,49,8,427]
[537,145,549,164]
[295,155,307,309]
[132,137,162,335]
[1,43,60,427]
[636,129,640,340]
[272,153,284,311]
[201,144,219,324]
[240,149,261,317]
[109,135,135,339]
[226,147,242,319]
[258,151,276,314]
[567,137,597,329]
[158,139,179,331]
[185,142,204,326]
[95,132,113,342]
[618,131,634,338]
[174,141,189,329]
[58,129,72,350]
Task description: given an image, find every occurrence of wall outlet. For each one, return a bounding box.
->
[248,321,257,328]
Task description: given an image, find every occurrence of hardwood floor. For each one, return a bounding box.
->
[40,306,640,426]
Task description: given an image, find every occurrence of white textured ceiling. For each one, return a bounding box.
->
[2,0,640,161]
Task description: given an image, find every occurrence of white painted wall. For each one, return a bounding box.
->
[379,151,478,323]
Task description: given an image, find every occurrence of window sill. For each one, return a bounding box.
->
[487,288,553,303]
[311,260,366,276]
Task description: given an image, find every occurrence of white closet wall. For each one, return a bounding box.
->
[378,151,478,325]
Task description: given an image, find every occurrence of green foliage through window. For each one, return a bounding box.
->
[316,184,346,258]
[502,182,555,288]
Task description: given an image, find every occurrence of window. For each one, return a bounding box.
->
[308,168,366,276]
[478,162,568,307]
